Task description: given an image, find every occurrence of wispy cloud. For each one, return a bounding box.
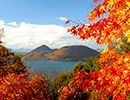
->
[0,20,106,50]
[57,17,68,21]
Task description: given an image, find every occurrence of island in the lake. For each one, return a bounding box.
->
[22,45,99,61]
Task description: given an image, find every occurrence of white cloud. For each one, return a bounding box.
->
[8,21,17,26]
[57,17,68,21]
[0,20,106,50]
[0,20,6,27]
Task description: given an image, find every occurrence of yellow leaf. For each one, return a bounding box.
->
[100,5,106,11]
[124,58,129,62]
[125,30,130,38]
[119,41,124,45]
[126,1,130,8]
[107,0,117,7]
[127,38,130,43]
[126,18,130,25]
[102,49,108,53]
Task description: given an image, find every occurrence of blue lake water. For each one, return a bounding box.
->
[24,60,77,77]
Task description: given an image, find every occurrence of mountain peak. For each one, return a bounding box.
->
[23,45,99,60]
[31,45,52,52]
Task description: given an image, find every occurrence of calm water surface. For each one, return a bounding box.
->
[24,60,77,77]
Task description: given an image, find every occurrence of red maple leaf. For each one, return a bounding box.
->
[65,20,71,24]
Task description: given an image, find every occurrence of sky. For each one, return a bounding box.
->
[0,0,106,51]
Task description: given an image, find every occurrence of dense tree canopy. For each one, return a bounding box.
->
[59,0,130,99]
[0,44,52,99]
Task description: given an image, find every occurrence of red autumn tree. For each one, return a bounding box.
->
[0,43,52,99]
[59,0,130,99]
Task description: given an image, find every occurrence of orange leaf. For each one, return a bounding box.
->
[93,0,99,2]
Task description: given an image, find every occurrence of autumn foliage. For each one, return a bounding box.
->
[0,45,26,76]
[0,45,52,100]
[74,48,130,99]
[59,0,130,100]
[0,0,130,99]
[67,0,130,44]
[0,72,50,100]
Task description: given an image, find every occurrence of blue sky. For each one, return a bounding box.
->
[0,0,96,24]
[0,0,106,51]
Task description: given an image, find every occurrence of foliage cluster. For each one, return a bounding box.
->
[51,71,73,99]
[0,72,51,100]
[58,0,130,100]
[0,45,26,76]
[73,56,100,73]
[0,45,52,100]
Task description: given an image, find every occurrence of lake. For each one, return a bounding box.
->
[24,60,77,77]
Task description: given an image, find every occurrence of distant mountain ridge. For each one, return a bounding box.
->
[12,48,31,55]
[22,45,99,61]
